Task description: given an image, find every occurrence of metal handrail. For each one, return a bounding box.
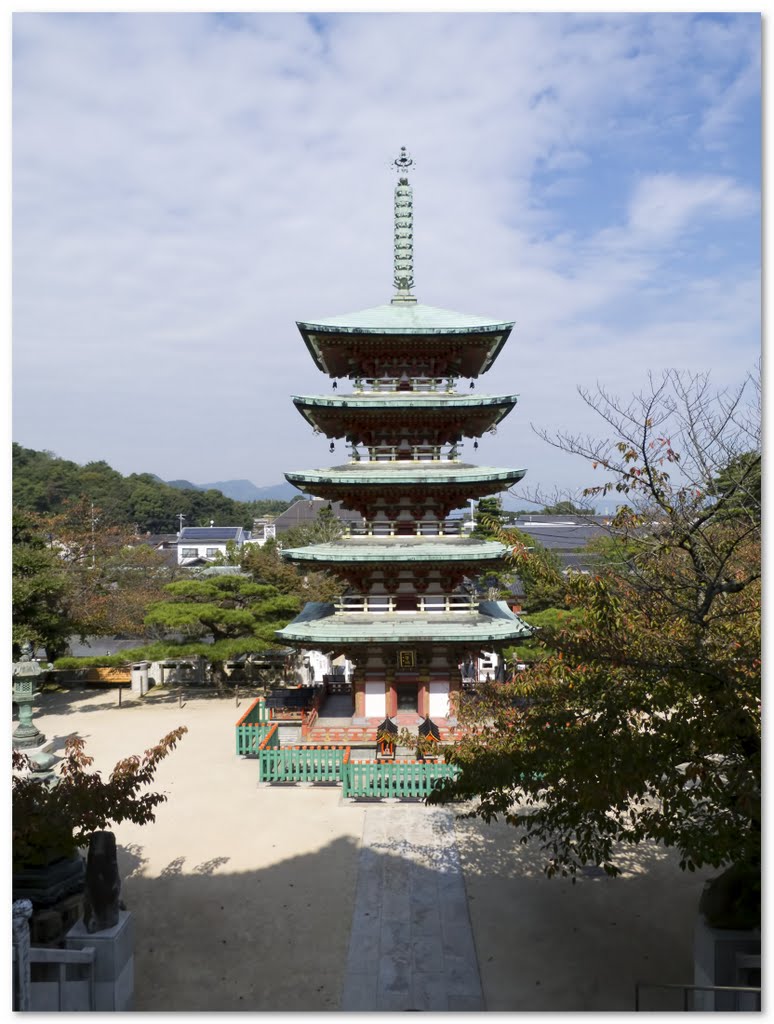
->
[634,981,761,1011]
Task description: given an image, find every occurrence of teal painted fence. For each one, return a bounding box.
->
[342,759,460,800]
[252,733,460,798]
[235,698,271,756]
[258,743,349,784]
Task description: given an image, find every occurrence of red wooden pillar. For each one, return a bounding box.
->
[353,680,365,718]
[448,675,461,721]
[386,681,398,717]
[417,682,428,717]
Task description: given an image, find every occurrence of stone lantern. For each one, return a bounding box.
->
[12,643,46,750]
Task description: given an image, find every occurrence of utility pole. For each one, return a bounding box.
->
[91,501,96,568]
[176,513,186,534]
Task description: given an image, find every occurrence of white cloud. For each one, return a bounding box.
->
[625,173,758,243]
[11,12,761,499]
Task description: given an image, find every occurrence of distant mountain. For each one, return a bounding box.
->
[166,478,302,503]
[166,479,200,491]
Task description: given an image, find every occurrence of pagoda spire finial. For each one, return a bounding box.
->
[392,146,417,304]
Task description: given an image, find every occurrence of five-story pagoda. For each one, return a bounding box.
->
[277,148,531,727]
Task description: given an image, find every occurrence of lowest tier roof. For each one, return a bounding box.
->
[276,600,532,646]
[285,462,525,487]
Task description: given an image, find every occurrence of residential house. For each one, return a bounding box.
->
[177,526,249,566]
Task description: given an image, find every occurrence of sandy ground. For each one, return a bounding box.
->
[21,686,712,1012]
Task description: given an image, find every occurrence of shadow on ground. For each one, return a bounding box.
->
[33,687,260,718]
[115,836,366,1012]
[112,816,709,1013]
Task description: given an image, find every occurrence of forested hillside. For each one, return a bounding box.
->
[12,444,297,533]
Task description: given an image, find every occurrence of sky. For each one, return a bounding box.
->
[11,10,762,509]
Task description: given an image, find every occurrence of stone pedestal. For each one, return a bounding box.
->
[130,662,150,696]
[693,914,760,1011]
[66,910,134,1011]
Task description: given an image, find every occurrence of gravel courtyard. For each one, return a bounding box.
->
[22,686,711,1011]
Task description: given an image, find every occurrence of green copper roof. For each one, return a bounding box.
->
[276,600,532,646]
[297,302,513,335]
[285,463,526,488]
[281,537,511,564]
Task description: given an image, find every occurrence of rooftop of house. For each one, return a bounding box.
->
[178,526,246,543]
[272,499,363,532]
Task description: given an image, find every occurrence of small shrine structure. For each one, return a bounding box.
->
[276,148,531,728]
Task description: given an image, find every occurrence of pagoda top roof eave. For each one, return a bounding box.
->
[296,303,514,336]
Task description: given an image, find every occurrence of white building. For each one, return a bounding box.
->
[177,526,249,566]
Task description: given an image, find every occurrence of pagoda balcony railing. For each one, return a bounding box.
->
[343,518,469,538]
[335,594,478,614]
[353,377,457,394]
[348,443,462,463]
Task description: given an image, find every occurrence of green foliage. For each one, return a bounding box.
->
[472,496,506,539]
[281,504,345,547]
[431,370,761,914]
[710,450,761,519]
[540,500,593,515]
[240,538,342,603]
[12,443,289,533]
[12,728,187,867]
[12,508,74,660]
[133,576,300,675]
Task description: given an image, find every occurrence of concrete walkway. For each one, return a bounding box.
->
[341,806,483,1011]
[19,687,713,1012]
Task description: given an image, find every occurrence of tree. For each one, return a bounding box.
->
[540,500,593,515]
[12,443,264,532]
[709,450,761,518]
[141,575,301,689]
[431,369,760,926]
[12,508,73,659]
[13,728,187,867]
[281,504,345,548]
[41,498,178,640]
[239,538,342,604]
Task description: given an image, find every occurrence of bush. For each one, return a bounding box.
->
[12,727,187,867]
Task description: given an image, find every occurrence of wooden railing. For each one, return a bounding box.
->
[258,742,350,784]
[335,595,477,614]
[253,739,461,798]
[341,759,460,800]
[300,689,326,738]
[234,697,273,756]
[353,377,456,394]
[343,518,468,538]
[348,444,462,463]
